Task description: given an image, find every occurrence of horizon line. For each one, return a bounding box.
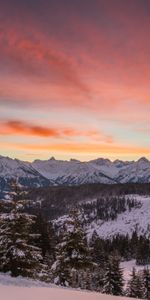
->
[0,154,149,164]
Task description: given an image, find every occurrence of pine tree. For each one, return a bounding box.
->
[127,268,144,299]
[0,180,48,280]
[136,236,150,265]
[102,256,124,296]
[143,268,150,299]
[32,213,56,261]
[90,233,108,268]
[52,208,93,288]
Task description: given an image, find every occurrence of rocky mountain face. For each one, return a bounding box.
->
[0,155,150,194]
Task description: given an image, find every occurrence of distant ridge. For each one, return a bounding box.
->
[0,155,150,194]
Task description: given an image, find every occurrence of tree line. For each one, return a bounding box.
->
[27,183,150,220]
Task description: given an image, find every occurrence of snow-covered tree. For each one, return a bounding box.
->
[102,256,124,296]
[90,232,108,268]
[126,268,144,299]
[142,268,150,299]
[0,180,48,280]
[52,208,93,288]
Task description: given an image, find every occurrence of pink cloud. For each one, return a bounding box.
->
[0,119,113,143]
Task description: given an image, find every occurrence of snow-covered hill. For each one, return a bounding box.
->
[0,273,138,300]
[1,155,150,193]
[54,195,150,240]
[86,195,150,239]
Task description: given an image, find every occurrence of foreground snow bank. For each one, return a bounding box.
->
[0,285,136,300]
[0,273,135,300]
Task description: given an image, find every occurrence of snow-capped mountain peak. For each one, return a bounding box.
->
[0,155,150,193]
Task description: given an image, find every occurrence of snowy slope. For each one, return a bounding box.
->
[86,195,150,239]
[0,156,51,193]
[0,273,136,300]
[116,157,150,183]
[54,195,150,240]
[0,273,54,288]
[0,156,39,178]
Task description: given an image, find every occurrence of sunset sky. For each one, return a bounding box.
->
[0,0,150,161]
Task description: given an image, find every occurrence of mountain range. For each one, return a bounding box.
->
[0,155,150,194]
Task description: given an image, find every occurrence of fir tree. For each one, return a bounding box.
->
[102,256,124,296]
[32,213,56,261]
[136,236,150,265]
[0,180,48,280]
[127,268,144,299]
[90,232,108,268]
[143,268,150,299]
[52,208,93,288]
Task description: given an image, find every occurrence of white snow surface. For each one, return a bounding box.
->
[0,273,136,300]
[86,195,150,239]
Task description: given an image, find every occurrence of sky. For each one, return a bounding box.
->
[0,0,150,162]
